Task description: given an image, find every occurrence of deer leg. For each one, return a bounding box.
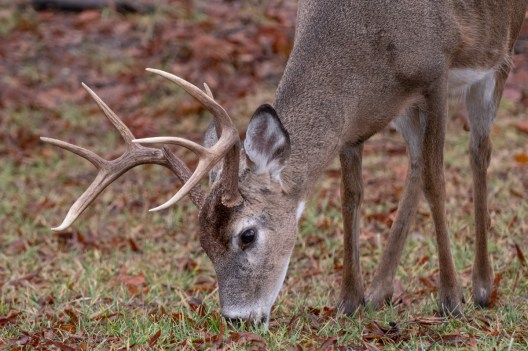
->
[421,77,463,316]
[337,142,365,314]
[465,69,508,307]
[366,109,424,308]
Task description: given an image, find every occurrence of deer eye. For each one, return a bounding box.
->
[239,228,257,246]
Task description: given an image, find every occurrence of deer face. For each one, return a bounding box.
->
[199,104,297,325]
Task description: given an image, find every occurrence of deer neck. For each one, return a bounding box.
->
[272,59,347,200]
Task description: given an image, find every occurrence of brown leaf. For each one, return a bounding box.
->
[128,238,141,252]
[224,332,267,349]
[418,275,437,293]
[362,342,381,351]
[38,293,55,307]
[514,121,528,134]
[64,308,78,325]
[115,269,148,295]
[436,333,477,348]
[362,321,403,344]
[8,269,41,287]
[45,338,76,351]
[6,239,28,255]
[514,242,527,266]
[0,311,19,327]
[488,272,503,307]
[59,323,76,332]
[89,311,118,321]
[411,316,447,326]
[319,336,338,350]
[148,330,161,347]
[514,153,528,164]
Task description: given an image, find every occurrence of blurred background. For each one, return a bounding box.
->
[0,1,527,349]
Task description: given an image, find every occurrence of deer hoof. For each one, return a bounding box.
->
[472,266,493,308]
[472,279,493,308]
[439,288,464,318]
[337,295,364,315]
[365,286,393,310]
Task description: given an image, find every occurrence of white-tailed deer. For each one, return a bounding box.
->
[43,1,527,325]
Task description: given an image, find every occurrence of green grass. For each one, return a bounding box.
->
[1,96,526,349]
[1,2,527,350]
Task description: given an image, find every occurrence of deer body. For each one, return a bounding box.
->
[277,0,524,194]
[271,0,527,315]
[44,0,527,326]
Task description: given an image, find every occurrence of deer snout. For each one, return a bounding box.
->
[222,310,269,328]
[223,315,268,328]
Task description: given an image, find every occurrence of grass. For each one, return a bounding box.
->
[1,95,526,350]
[1,1,527,350]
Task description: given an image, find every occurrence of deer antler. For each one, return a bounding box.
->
[133,69,242,211]
[42,82,205,232]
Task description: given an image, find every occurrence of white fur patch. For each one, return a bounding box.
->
[296,201,306,222]
[244,132,286,176]
[448,69,491,89]
[268,255,291,310]
[448,68,494,97]
[466,70,497,137]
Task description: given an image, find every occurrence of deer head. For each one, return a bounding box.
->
[43,69,299,326]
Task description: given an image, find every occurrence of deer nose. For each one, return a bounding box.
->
[224,316,242,328]
[223,315,268,328]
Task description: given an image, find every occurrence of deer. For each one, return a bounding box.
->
[42,0,528,326]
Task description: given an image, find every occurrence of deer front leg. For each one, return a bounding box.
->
[367,110,424,308]
[422,77,463,316]
[337,143,365,314]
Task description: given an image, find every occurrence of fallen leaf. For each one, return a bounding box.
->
[436,333,477,348]
[0,311,19,327]
[514,121,528,134]
[148,330,161,347]
[38,293,55,307]
[8,270,41,287]
[128,238,141,252]
[45,338,76,351]
[114,268,148,295]
[89,311,118,321]
[319,336,338,350]
[514,242,526,266]
[488,272,503,307]
[514,153,528,164]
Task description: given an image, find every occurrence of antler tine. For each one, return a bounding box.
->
[40,137,107,169]
[132,136,209,157]
[162,147,204,208]
[44,83,207,231]
[82,83,136,145]
[51,170,116,231]
[135,69,242,211]
[134,133,231,211]
[204,83,214,99]
[148,159,212,212]
[146,68,236,132]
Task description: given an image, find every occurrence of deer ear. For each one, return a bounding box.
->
[244,104,290,179]
[203,122,221,185]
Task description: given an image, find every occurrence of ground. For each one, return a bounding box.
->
[0,1,527,350]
